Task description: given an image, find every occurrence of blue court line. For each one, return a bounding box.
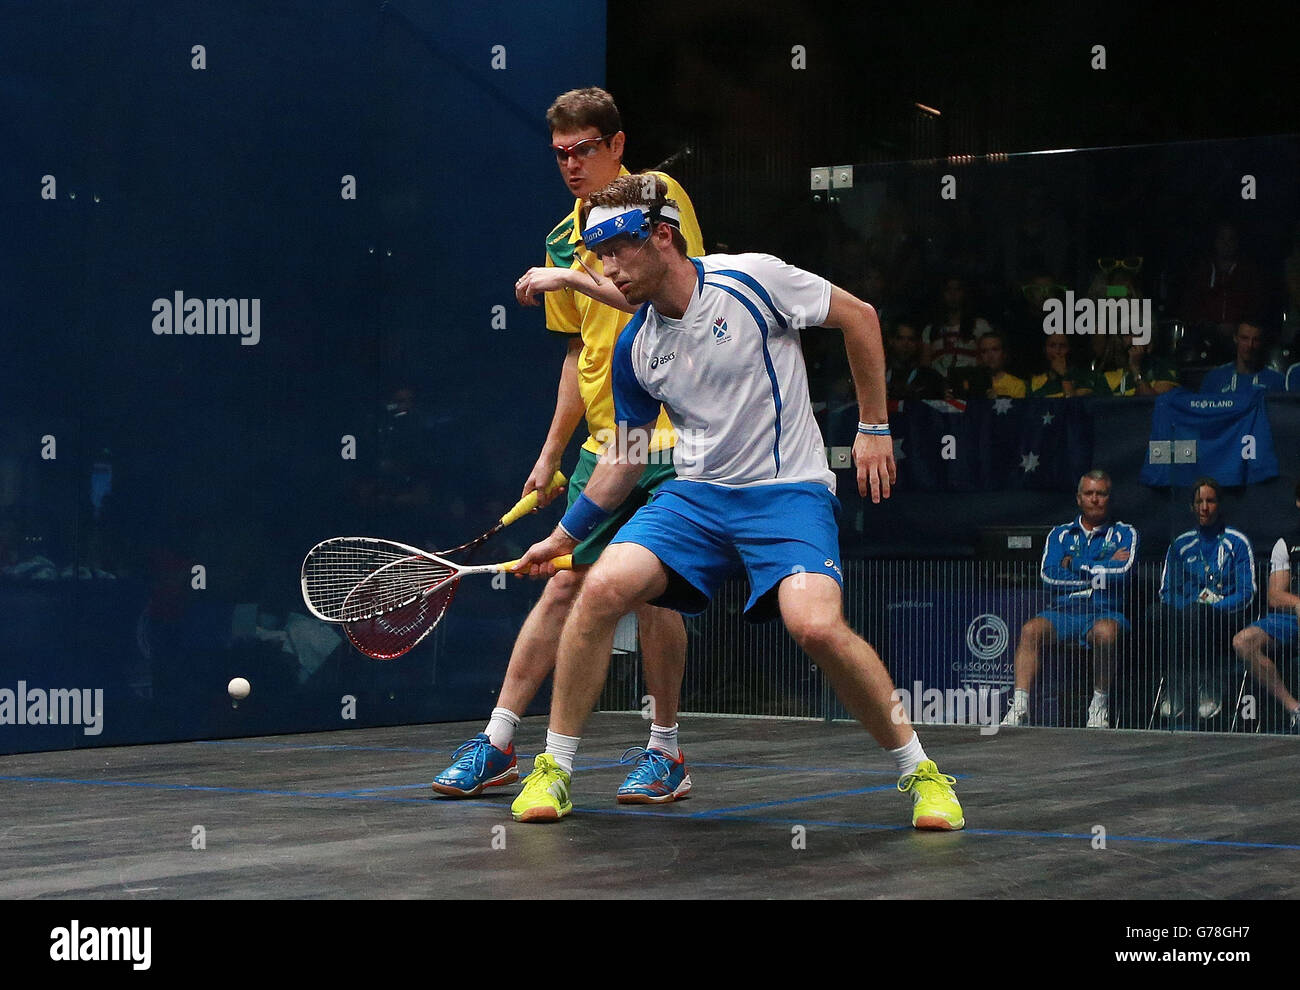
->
[193,740,923,777]
[5,773,1299,851]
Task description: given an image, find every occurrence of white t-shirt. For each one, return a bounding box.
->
[612,253,835,491]
[922,317,992,377]
[1270,537,1291,573]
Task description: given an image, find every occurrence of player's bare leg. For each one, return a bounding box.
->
[621,601,690,803]
[549,543,671,738]
[777,572,964,830]
[496,568,584,714]
[776,573,910,749]
[635,604,685,727]
[431,569,584,796]
[510,544,672,821]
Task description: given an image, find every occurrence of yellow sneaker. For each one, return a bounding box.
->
[897,760,965,831]
[510,754,573,823]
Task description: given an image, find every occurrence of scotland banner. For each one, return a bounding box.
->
[1139,390,1279,487]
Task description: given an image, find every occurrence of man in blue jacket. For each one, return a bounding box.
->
[1156,478,1256,728]
[1003,470,1139,728]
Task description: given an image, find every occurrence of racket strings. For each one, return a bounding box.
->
[345,582,459,660]
[303,545,456,621]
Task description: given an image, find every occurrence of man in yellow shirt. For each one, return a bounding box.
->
[431,87,705,805]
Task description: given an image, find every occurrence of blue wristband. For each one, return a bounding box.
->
[857,421,890,436]
[558,492,611,542]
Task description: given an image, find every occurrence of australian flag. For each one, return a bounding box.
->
[889,398,1094,492]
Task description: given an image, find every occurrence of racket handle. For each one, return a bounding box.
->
[495,554,574,572]
[500,470,569,525]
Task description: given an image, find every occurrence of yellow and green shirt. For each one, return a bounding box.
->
[990,370,1027,398]
[543,168,704,453]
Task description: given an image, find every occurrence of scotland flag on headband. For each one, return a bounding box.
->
[1139,390,1278,487]
[890,398,1093,492]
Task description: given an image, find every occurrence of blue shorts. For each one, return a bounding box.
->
[610,479,843,622]
[1039,605,1130,646]
[1250,613,1300,650]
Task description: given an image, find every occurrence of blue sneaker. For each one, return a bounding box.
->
[431,734,518,797]
[616,747,691,804]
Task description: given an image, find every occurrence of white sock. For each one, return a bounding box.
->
[1092,690,1108,706]
[648,722,679,758]
[483,707,520,750]
[889,732,928,776]
[1013,688,1029,711]
[545,730,581,775]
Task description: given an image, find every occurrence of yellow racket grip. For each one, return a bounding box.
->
[500,470,569,526]
[497,554,574,573]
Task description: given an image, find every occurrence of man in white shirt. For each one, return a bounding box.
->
[507,174,965,830]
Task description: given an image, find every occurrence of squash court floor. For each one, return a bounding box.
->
[2,713,1298,900]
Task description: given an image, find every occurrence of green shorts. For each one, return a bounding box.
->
[567,446,676,566]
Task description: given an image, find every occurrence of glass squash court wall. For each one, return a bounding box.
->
[2,9,1296,756]
[0,1,607,754]
[599,136,1300,736]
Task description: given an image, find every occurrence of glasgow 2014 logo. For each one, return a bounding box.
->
[965,613,1009,661]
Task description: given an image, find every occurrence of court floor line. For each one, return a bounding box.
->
[192,739,923,777]
[3,773,1298,852]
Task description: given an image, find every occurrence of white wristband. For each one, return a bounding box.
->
[857,421,890,436]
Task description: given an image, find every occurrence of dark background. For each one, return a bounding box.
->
[610,1,1299,259]
[1,1,1296,751]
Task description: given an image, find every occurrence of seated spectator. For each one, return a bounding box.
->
[1181,221,1265,363]
[1199,320,1285,393]
[922,276,993,377]
[885,320,946,401]
[976,330,1027,398]
[1156,478,1255,728]
[1002,470,1137,728]
[1030,335,1106,397]
[1013,273,1068,349]
[1108,339,1180,395]
[1232,481,1300,734]
[1086,332,1128,394]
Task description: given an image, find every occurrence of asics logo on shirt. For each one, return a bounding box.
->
[650,351,676,369]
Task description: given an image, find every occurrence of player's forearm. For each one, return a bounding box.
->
[553,432,648,545]
[539,340,587,462]
[571,269,639,314]
[580,458,645,513]
[829,290,888,423]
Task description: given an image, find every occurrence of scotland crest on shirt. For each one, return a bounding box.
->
[712,316,731,344]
